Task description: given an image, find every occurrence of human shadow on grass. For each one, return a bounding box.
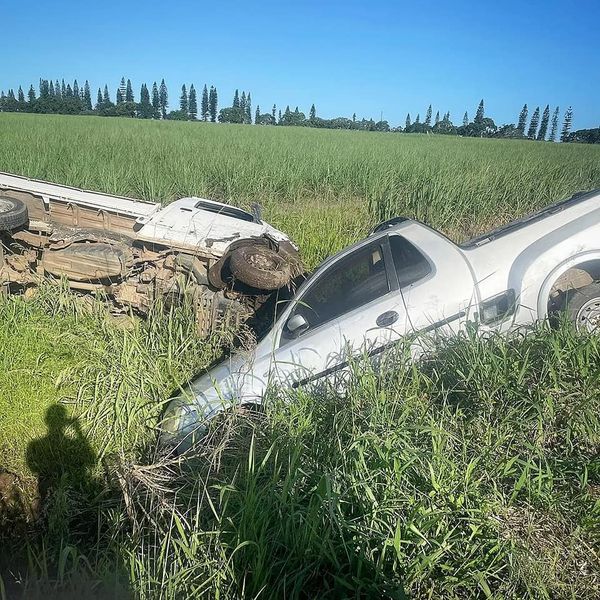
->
[26,404,97,504]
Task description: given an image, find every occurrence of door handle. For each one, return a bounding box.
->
[376,310,399,327]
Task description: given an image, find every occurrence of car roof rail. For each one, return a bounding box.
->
[371,217,409,234]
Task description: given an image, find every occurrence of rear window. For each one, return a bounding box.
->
[389,235,431,287]
[194,200,255,222]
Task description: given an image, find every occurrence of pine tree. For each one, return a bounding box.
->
[17,86,25,104]
[49,80,55,97]
[255,105,260,123]
[55,80,61,98]
[83,81,92,110]
[240,91,246,111]
[272,104,276,120]
[549,106,560,142]
[527,106,540,139]
[405,113,411,129]
[245,92,252,123]
[415,114,420,124]
[139,83,152,118]
[474,99,485,124]
[188,84,197,119]
[28,85,36,103]
[517,104,528,135]
[434,111,440,125]
[309,104,316,120]
[537,105,550,141]
[425,104,432,126]
[119,78,126,103]
[352,112,356,122]
[159,79,168,119]
[66,84,73,98]
[61,79,66,97]
[126,79,134,102]
[209,86,217,122]
[560,106,573,142]
[151,82,160,118]
[103,85,110,105]
[463,111,469,126]
[73,80,79,99]
[96,88,103,110]
[278,109,281,123]
[180,84,188,114]
[233,89,240,109]
[201,84,209,121]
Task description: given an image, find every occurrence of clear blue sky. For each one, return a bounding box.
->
[3,0,599,129]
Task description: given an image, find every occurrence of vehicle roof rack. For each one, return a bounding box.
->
[371,217,409,234]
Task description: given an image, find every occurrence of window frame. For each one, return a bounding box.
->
[387,233,434,290]
[279,237,398,346]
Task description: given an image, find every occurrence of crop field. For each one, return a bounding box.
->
[0,113,599,599]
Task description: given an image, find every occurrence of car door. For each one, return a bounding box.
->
[389,227,477,341]
[266,236,410,390]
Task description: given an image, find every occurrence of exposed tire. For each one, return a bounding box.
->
[0,196,28,231]
[229,244,291,291]
[563,282,600,333]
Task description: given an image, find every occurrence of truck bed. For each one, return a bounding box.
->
[462,188,600,248]
[0,171,160,219]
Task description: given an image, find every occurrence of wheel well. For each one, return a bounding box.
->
[547,259,600,314]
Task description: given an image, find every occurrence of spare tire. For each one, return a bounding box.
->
[229,244,291,291]
[0,196,28,231]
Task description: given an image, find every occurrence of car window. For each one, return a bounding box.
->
[283,242,390,339]
[389,235,431,287]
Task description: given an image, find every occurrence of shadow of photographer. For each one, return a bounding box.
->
[26,404,96,504]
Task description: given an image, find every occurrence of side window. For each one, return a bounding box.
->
[284,242,390,338]
[389,235,431,287]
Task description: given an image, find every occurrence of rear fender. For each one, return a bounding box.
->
[536,250,600,319]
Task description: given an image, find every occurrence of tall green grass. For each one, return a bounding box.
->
[1,113,599,266]
[0,114,599,598]
[1,290,598,599]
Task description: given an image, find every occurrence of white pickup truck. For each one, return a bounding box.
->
[162,187,600,448]
[0,172,299,331]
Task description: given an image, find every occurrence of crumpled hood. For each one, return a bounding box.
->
[136,197,292,256]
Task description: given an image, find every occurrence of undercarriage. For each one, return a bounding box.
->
[0,175,299,336]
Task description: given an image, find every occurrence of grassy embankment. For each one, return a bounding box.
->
[0,113,599,599]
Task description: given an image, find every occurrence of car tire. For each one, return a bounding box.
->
[564,282,600,333]
[0,196,28,231]
[229,244,291,291]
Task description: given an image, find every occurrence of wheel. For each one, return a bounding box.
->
[564,282,600,333]
[0,196,28,231]
[229,244,291,291]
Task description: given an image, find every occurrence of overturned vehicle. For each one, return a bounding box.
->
[0,172,299,331]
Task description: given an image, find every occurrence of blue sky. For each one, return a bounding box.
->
[3,0,599,129]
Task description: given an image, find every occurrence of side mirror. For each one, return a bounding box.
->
[286,313,309,337]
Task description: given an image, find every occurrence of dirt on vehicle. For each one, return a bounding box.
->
[0,174,302,334]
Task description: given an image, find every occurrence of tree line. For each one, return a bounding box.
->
[0,78,219,122]
[0,77,597,143]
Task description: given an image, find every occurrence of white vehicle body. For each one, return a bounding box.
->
[0,172,298,329]
[162,189,600,445]
[0,171,292,256]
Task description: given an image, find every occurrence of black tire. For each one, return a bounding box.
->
[0,196,28,231]
[563,282,600,333]
[229,244,291,291]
